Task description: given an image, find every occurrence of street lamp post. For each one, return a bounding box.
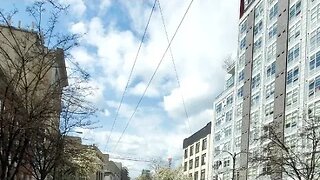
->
[214,150,248,180]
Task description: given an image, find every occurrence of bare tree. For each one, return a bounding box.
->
[251,109,320,180]
[0,1,95,180]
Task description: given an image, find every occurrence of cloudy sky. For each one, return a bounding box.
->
[2,0,239,177]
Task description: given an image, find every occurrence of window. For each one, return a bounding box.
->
[269,2,279,21]
[240,20,247,35]
[310,27,320,52]
[235,136,241,148]
[194,171,198,180]
[308,75,320,97]
[255,3,264,19]
[311,3,320,25]
[254,20,263,36]
[216,103,222,114]
[223,141,231,151]
[236,103,243,117]
[238,70,244,82]
[215,132,221,141]
[184,162,188,171]
[265,102,274,117]
[288,43,300,64]
[201,153,206,165]
[253,37,262,53]
[289,0,301,21]
[190,146,194,156]
[252,55,262,74]
[285,110,298,129]
[225,111,232,122]
[238,86,244,98]
[240,37,246,50]
[226,96,233,106]
[265,82,275,99]
[224,126,232,137]
[310,51,320,71]
[251,93,260,107]
[266,62,276,78]
[184,149,188,159]
[286,88,299,108]
[214,146,220,155]
[189,173,192,179]
[196,142,200,153]
[235,120,242,132]
[252,74,261,90]
[288,21,301,43]
[200,170,205,180]
[267,42,277,62]
[189,159,193,170]
[202,138,207,150]
[268,22,277,39]
[215,117,222,126]
[195,157,199,168]
[238,54,245,68]
[223,158,230,167]
[287,67,299,85]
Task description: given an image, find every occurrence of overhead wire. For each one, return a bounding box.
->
[113,0,196,153]
[104,0,158,151]
[156,0,191,134]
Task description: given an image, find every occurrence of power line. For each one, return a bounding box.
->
[113,0,195,153]
[156,0,191,134]
[104,0,158,151]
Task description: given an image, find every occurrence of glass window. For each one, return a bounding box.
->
[184,162,188,171]
[268,22,277,39]
[266,61,276,78]
[190,146,194,156]
[308,75,320,97]
[225,111,232,122]
[254,20,263,36]
[184,149,188,159]
[286,88,299,108]
[196,142,200,153]
[310,51,320,71]
[224,126,232,137]
[189,159,193,169]
[285,110,298,129]
[252,73,261,90]
[240,37,246,50]
[253,37,262,53]
[223,158,230,167]
[289,0,301,21]
[288,43,300,64]
[194,171,198,180]
[255,2,264,19]
[251,93,260,107]
[238,86,244,98]
[201,153,206,165]
[287,66,299,85]
[269,2,279,21]
[266,82,275,99]
[200,170,205,180]
[288,21,301,43]
[267,42,277,62]
[226,95,233,106]
[195,156,199,168]
[238,70,244,82]
[235,120,242,132]
[202,138,207,150]
[265,102,274,117]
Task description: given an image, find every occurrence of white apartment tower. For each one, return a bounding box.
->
[212,0,320,179]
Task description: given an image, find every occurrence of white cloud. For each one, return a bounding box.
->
[65,0,239,177]
[103,109,111,117]
[70,21,87,34]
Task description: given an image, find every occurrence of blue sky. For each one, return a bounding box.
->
[1,0,239,177]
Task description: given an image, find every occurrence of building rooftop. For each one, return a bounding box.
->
[183,122,211,149]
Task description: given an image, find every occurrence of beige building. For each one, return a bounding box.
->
[183,122,212,180]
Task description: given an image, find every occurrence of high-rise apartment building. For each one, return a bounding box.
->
[213,0,320,179]
[183,122,212,180]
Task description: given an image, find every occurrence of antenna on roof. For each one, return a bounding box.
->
[18,21,21,28]
[31,22,35,31]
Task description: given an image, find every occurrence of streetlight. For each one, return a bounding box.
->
[213,150,248,180]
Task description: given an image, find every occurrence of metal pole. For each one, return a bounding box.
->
[232,154,236,180]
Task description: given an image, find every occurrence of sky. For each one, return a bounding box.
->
[1,0,239,178]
